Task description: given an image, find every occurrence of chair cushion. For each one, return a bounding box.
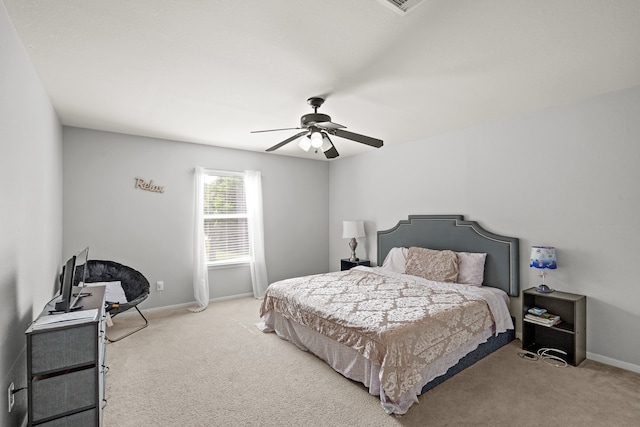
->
[84,281,128,303]
[77,260,150,303]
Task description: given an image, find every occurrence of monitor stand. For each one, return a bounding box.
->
[50,301,84,314]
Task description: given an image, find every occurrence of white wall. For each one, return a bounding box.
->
[0,3,63,424]
[63,127,330,308]
[329,86,640,372]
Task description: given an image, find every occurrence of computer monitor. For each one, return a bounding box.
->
[69,247,90,308]
[53,256,78,313]
[52,247,90,313]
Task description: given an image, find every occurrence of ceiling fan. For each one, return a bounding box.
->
[251,97,383,159]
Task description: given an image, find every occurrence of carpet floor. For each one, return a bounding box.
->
[103,297,640,427]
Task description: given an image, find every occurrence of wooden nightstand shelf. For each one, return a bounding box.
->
[522,287,586,366]
[341,259,370,271]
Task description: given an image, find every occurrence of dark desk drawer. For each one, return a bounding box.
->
[31,324,96,373]
[32,368,96,421]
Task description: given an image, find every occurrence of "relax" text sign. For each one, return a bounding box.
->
[135,177,165,193]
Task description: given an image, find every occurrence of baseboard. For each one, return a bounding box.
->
[587,351,640,374]
[115,293,255,318]
[209,292,255,303]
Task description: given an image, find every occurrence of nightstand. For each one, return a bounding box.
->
[341,259,370,271]
[522,287,586,366]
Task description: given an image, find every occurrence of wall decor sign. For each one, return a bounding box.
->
[134,177,165,193]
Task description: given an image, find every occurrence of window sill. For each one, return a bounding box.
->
[207,261,251,270]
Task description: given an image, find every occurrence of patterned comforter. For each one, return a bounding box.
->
[259,267,513,410]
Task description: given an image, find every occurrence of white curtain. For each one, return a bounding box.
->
[245,170,269,298]
[191,166,209,312]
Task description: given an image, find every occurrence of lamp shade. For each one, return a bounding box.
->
[342,220,365,238]
[530,246,557,270]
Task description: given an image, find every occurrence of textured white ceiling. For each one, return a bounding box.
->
[4,0,640,159]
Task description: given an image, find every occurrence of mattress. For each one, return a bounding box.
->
[259,267,513,414]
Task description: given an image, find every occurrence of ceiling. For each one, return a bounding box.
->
[4,0,640,160]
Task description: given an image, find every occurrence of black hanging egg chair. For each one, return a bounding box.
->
[74,260,150,342]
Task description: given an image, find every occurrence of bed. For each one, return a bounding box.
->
[259,215,519,414]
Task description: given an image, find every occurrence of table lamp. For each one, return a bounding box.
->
[530,246,557,293]
[342,220,365,262]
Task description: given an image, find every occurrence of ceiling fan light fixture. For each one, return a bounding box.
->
[310,130,323,149]
[298,136,312,152]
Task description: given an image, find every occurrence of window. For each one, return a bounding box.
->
[203,171,250,266]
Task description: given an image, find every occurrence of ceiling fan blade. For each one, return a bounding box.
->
[316,121,345,130]
[322,134,339,159]
[324,145,339,159]
[251,127,301,134]
[332,129,383,148]
[265,130,309,152]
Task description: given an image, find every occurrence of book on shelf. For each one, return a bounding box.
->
[524,312,561,327]
[527,307,547,316]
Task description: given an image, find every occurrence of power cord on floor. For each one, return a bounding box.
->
[518,348,568,368]
[518,350,539,361]
[537,348,568,368]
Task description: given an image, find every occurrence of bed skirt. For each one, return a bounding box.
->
[420,319,515,394]
[260,311,515,414]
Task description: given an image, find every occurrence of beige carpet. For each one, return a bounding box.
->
[103,297,640,427]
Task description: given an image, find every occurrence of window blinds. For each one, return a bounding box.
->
[203,173,250,264]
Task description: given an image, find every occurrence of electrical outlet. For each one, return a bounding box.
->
[7,382,14,413]
[156,280,164,291]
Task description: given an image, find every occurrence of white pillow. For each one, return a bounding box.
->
[455,252,487,286]
[83,281,128,303]
[381,247,408,273]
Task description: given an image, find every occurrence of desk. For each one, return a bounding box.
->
[26,286,107,426]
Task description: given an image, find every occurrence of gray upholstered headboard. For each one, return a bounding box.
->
[377,215,519,296]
